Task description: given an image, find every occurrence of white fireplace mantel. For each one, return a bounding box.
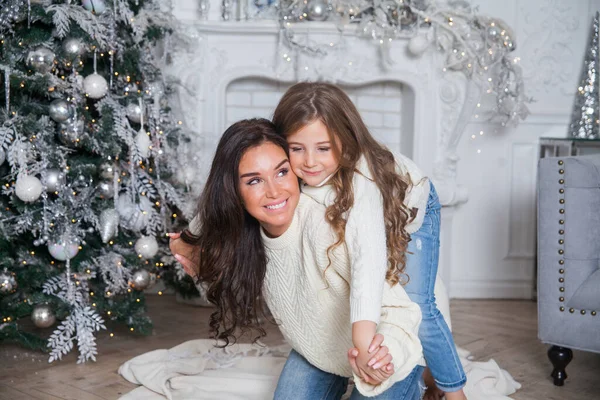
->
[166,16,481,286]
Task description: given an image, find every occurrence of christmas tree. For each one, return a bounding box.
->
[568,11,600,139]
[0,0,199,363]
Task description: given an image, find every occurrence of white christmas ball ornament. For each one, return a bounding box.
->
[48,238,79,261]
[408,35,430,56]
[83,73,108,99]
[81,0,107,14]
[15,175,43,203]
[135,236,159,259]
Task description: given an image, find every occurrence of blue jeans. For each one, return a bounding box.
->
[404,182,466,392]
[274,349,424,400]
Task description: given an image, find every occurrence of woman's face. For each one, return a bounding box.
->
[238,142,300,238]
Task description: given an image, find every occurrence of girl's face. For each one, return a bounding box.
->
[238,142,300,238]
[286,119,340,187]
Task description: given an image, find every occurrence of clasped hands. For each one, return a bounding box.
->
[169,232,395,386]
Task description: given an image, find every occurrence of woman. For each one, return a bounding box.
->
[171,118,424,399]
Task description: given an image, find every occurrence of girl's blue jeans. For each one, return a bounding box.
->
[274,349,424,400]
[404,182,466,392]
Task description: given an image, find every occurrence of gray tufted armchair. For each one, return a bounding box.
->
[537,155,600,386]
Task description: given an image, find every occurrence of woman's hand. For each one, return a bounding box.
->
[347,333,395,385]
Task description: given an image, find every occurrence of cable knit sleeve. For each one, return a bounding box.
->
[345,170,388,325]
[353,282,424,397]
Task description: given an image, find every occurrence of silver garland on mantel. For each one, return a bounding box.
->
[223,0,530,127]
[568,12,599,139]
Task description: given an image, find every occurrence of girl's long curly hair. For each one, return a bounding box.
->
[272,82,414,286]
[188,118,288,346]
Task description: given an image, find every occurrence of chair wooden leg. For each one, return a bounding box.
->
[548,345,573,386]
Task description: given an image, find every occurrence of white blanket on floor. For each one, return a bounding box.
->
[118,340,521,400]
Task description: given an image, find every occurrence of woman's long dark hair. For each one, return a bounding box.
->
[189,118,288,346]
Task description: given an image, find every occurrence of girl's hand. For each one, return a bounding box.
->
[347,347,394,385]
[347,333,395,385]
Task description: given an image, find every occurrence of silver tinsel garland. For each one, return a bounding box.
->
[236,0,530,126]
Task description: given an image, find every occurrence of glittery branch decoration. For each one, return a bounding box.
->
[567,12,599,139]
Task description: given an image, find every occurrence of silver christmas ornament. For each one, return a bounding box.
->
[96,181,114,199]
[58,118,85,147]
[62,37,87,58]
[15,174,43,203]
[98,162,116,179]
[99,209,119,243]
[0,148,5,166]
[0,271,17,294]
[81,0,107,14]
[306,0,329,21]
[83,73,108,99]
[31,304,56,328]
[47,237,79,261]
[42,169,65,193]
[130,269,151,290]
[49,99,72,123]
[126,103,144,124]
[134,236,159,259]
[26,47,55,74]
[487,25,499,39]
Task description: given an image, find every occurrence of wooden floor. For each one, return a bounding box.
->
[0,296,598,400]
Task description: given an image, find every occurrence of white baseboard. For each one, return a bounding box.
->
[449,279,534,299]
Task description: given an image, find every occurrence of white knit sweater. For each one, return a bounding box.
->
[301,153,430,324]
[261,195,423,397]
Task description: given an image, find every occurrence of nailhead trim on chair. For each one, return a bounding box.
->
[555,160,597,317]
[558,160,565,312]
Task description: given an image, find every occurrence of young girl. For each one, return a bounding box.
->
[271,82,467,400]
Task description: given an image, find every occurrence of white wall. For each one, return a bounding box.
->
[449,0,600,298]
